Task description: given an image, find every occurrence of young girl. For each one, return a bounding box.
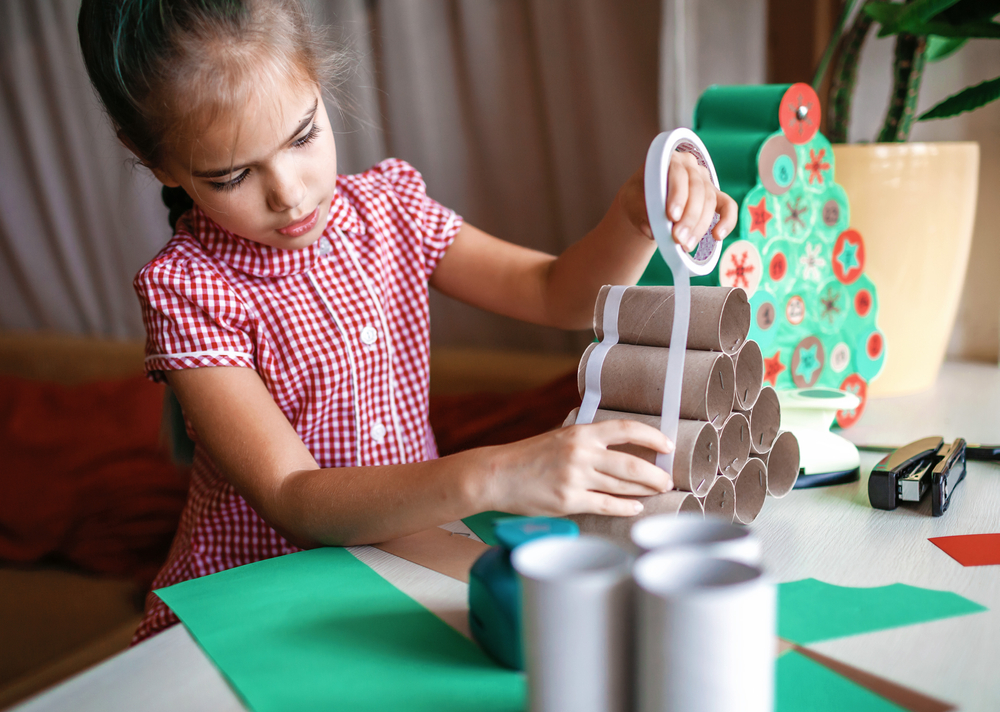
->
[78,0,736,642]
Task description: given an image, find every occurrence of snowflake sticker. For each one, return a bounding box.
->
[804,148,830,185]
[798,243,827,282]
[783,195,810,236]
[719,240,762,296]
[817,280,849,334]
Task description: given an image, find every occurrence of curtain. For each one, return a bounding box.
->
[0,0,768,355]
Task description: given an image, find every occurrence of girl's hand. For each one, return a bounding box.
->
[618,150,738,252]
[485,420,675,517]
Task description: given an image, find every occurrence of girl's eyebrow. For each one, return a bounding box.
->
[193,100,320,178]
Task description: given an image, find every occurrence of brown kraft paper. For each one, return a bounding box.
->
[764,430,801,498]
[570,491,704,548]
[594,285,751,355]
[734,339,764,410]
[734,457,767,524]
[578,343,735,425]
[698,476,736,523]
[717,411,752,480]
[563,408,719,495]
[747,385,780,454]
[372,527,489,583]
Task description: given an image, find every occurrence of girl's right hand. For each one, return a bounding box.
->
[484,420,675,517]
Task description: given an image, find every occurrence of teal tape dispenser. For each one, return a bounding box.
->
[468,516,578,670]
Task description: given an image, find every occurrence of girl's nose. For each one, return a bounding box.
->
[267,161,305,213]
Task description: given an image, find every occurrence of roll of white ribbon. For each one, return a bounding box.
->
[643,129,723,476]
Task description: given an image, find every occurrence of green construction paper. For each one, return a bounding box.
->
[463,511,519,546]
[776,650,907,712]
[695,84,789,132]
[156,548,525,712]
[777,578,986,645]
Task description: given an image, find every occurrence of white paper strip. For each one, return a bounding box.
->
[577,285,627,425]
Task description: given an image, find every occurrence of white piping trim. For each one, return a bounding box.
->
[306,270,362,466]
[144,350,252,364]
[335,228,406,459]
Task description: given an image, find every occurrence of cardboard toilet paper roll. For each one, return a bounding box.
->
[747,386,780,455]
[630,513,759,563]
[717,411,752,481]
[734,339,764,410]
[764,430,801,497]
[578,343,735,424]
[698,476,737,524]
[563,408,719,495]
[734,457,767,524]
[570,491,704,548]
[512,536,633,712]
[594,285,750,355]
[633,551,775,712]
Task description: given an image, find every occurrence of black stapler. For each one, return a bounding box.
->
[868,437,967,516]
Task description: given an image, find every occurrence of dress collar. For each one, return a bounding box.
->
[188,186,365,277]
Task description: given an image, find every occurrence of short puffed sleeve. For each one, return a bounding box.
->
[373,158,463,277]
[134,247,256,382]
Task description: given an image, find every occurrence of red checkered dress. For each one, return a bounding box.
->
[132,159,462,643]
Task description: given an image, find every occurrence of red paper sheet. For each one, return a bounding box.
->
[929,533,1000,567]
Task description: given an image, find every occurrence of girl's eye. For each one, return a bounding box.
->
[210,169,250,192]
[293,123,321,148]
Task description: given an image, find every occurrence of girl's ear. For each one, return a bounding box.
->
[116,129,182,188]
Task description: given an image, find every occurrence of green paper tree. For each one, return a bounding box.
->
[640,84,884,427]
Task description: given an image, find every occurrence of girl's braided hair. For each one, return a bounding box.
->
[78,0,347,230]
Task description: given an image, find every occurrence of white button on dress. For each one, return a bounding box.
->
[371,421,387,442]
[318,237,332,255]
[360,326,378,345]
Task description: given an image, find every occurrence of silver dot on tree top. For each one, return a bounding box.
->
[796,105,809,121]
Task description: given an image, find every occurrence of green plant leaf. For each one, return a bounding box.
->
[912,18,1000,36]
[919,75,1000,119]
[866,2,909,35]
[900,0,964,24]
[925,34,968,60]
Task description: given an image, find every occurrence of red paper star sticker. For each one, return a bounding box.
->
[725,251,755,290]
[748,198,772,237]
[763,352,785,386]
[805,148,830,185]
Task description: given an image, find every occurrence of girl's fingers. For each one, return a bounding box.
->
[713,188,738,241]
[675,164,706,250]
[690,175,718,246]
[666,156,690,224]
[591,450,673,493]
[578,492,646,517]
[590,419,674,454]
[588,470,663,496]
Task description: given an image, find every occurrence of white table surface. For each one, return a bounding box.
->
[10,361,1000,712]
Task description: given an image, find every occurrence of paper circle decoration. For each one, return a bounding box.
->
[758,135,798,196]
[779,83,821,145]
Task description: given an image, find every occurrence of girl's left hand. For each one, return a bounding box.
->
[618,150,738,252]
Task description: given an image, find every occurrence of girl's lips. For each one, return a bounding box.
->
[278,207,320,237]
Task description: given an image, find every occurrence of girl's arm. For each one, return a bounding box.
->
[167,365,673,547]
[430,152,738,329]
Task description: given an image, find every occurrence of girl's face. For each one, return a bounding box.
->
[152,79,337,251]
